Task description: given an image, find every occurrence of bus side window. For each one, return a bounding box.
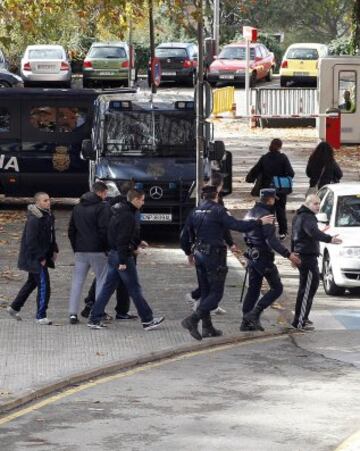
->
[338,71,356,114]
[30,106,56,132]
[0,107,10,132]
[58,107,87,133]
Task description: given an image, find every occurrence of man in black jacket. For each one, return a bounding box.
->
[246,139,295,240]
[88,189,164,330]
[241,188,301,331]
[67,181,110,324]
[7,192,58,325]
[291,194,342,329]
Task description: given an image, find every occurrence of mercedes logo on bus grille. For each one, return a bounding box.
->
[149,186,163,200]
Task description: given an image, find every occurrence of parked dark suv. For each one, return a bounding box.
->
[148,42,198,87]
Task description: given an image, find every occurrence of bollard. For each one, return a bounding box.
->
[325,108,341,149]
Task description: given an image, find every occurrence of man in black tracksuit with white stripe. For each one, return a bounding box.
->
[291,194,342,329]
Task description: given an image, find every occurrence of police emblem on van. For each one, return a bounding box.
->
[53,146,70,172]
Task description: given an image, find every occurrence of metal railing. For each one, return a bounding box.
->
[252,87,318,116]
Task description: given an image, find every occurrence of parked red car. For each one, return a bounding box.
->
[207,42,275,87]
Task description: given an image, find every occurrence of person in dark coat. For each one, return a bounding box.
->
[246,138,295,240]
[81,181,139,321]
[88,189,164,330]
[291,194,342,329]
[7,192,58,324]
[241,189,301,331]
[67,181,110,324]
[306,141,343,190]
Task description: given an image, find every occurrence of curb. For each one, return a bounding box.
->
[0,329,293,416]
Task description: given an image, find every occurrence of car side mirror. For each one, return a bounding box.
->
[81,139,96,160]
[208,140,225,161]
[316,212,329,224]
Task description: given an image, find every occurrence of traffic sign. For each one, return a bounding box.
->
[151,57,161,87]
[243,26,258,42]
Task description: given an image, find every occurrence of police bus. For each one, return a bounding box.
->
[81,92,232,225]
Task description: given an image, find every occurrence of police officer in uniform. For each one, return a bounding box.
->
[241,188,301,331]
[180,185,275,341]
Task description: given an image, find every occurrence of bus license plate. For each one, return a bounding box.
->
[219,74,234,79]
[162,71,176,76]
[141,213,172,222]
[99,72,115,76]
[294,72,309,76]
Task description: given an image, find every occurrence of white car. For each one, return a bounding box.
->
[20,45,72,88]
[317,183,360,296]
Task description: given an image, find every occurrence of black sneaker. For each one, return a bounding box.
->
[69,314,79,325]
[87,321,107,330]
[142,316,165,331]
[116,313,138,320]
[81,306,91,318]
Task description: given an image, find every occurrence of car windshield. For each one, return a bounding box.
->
[218,47,255,60]
[336,195,360,227]
[28,49,63,60]
[286,48,319,60]
[89,47,126,59]
[105,110,195,157]
[155,48,188,58]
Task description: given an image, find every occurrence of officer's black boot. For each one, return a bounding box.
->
[243,305,265,331]
[240,319,257,331]
[181,312,202,341]
[202,314,223,338]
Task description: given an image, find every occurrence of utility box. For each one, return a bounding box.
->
[325,108,341,149]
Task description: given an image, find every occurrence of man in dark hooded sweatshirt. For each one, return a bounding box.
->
[7,192,58,325]
[67,181,110,324]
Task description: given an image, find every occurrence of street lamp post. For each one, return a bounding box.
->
[213,0,220,55]
[196,0,204,205]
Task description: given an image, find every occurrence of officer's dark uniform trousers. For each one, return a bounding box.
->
[194,245,228,316]
[243,250,283,314]
[292,255,320,328]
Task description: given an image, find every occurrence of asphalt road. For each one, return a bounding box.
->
[1,333,359,451]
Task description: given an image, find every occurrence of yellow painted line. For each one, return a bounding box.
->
[335,430,360,451]
[0,335,285,426]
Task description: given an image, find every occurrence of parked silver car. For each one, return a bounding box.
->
[20,45,72,88]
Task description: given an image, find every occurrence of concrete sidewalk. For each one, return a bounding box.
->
[0,241,283,414]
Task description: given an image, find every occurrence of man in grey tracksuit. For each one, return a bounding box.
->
[67,181,110,324]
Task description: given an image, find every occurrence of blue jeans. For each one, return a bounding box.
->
[90,251,153,324]
[194,248,228,316]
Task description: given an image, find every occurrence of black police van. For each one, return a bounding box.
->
[81,92,232,225]
[0,88,100,197]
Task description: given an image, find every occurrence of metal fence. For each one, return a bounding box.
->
[252,87,318,116]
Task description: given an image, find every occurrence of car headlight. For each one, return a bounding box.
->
[209,69,219,74]
[105,181,120,198]
[235,69,245,74]
[339,247,360,258]
[14,74,23,82]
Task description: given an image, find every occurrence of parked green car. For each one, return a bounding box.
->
[82,42,130,88]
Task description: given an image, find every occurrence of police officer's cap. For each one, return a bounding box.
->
[201,185,218,194]
[260,188,278,199]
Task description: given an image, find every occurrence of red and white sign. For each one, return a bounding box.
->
[243,26,258,42]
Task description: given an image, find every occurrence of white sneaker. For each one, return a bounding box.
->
[7,306,22,321]
[185,293,196,306]
[37,318,52,325]
[213,306,226,315]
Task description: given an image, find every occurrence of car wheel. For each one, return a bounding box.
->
[0,80,11,88]
[323,254,345,296]
[280,77,287,88]
[349,287,360,296]
[83,79,91,88]
[266,67,273,82]
[188,71,196,87]
[250,71,257,87]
